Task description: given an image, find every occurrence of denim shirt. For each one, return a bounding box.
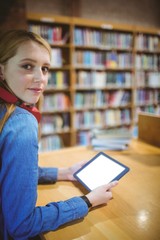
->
[0,106,88,240]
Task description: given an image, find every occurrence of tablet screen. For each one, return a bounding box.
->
[74,152,130,191]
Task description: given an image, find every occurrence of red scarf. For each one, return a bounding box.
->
[0,86,41,123]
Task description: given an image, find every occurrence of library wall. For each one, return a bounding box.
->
[26,0,160,28]
[81,0,160,27]
[0,0,27,30]
[26,0,71,16]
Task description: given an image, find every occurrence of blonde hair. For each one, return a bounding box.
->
[0,29,51,132]
[0,104,15,132]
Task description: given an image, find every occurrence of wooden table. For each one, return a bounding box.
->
[38,139,160,240]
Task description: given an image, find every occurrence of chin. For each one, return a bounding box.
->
[25,99,39,105]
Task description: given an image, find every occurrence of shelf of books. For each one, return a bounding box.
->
[27,14,72,151]
[27,13,160,151]
[134,29,160,123]
[72,18,134,147]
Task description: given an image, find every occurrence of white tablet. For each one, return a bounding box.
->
[74,152,130,191]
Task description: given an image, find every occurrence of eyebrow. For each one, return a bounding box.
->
[20,58,51,66]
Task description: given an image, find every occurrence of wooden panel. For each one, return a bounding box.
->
[0,0,27,30]
[138,113,160,147]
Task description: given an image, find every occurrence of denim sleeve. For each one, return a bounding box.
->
[38,166,58,184]
[0,109,88,239]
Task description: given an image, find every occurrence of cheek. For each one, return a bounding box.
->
[5,70,24,90]
[44,76,48,86]
[18,71,33,85]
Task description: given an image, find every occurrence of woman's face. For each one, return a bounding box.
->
[1,40,51,104]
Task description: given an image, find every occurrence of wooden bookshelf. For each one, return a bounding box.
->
[133,29,160,123]
[27,13,160,151]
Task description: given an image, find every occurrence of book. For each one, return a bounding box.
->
[90,127,132,151]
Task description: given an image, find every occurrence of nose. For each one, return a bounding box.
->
[34,68,44,82]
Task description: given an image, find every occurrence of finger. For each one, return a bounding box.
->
[106,181,118,190]
[78,159,88,167]
[80,159,88,164]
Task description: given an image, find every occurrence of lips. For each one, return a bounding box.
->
[28,88,43,93]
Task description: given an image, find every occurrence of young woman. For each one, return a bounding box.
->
[0,30,118,240]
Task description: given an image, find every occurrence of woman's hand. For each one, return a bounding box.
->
[86,181,118,207]
[57,160,87,181]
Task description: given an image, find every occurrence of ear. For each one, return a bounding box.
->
[0,64,5,81]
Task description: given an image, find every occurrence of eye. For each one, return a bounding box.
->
[22,64,33,70]
[42,66,50,74]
